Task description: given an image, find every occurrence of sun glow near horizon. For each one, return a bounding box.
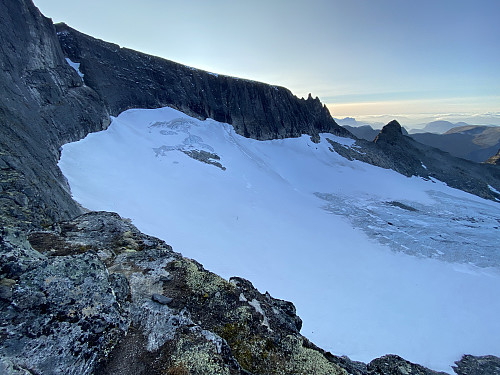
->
[326,96,500,127]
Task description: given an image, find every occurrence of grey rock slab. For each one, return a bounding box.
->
[151,294,173,305]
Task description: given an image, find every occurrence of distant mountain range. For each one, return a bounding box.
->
[409,120,470,134]
[411,125,500,162]
[335,117,385,129]
[343,120,500,163]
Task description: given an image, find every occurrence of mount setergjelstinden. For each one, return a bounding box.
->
[1,1,500,374]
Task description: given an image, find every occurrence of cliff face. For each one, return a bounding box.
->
[54,23,348,141]
[0,0,109,229]
[0,0,348,230]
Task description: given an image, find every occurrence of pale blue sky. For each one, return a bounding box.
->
[35,0,500,125]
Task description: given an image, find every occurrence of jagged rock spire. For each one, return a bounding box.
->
[374,120,403,144]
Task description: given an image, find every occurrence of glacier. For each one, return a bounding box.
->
[59,106,500,373]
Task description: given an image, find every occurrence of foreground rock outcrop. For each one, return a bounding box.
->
[1,212,349,375]
[3,211,500,375]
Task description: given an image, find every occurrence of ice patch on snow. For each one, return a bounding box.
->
[315,190,500,267]
[150,117,216,158]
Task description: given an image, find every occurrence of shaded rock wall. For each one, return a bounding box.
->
[54,23,348,141]
[0,0,109,229]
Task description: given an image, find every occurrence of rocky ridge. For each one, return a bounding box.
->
[329,120,500,202]
[54,23,348,142]
[1,1,500,374]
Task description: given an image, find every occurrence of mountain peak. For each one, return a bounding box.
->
[374,120,403,143]
[384,119,403,132]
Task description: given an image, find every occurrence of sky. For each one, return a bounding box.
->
[35,0,500,127]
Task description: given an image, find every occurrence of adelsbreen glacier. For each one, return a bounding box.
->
[59,106,500,374]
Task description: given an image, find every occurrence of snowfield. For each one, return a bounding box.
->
[59,107,500,373]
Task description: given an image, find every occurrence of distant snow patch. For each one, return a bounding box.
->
[65,58,84,81]
[488,185,500,195]
[324,135,356,147]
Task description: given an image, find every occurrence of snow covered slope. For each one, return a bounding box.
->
[59,107,500,373]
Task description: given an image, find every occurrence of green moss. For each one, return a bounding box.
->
[183,259,233,296]
[171,334,231,375]
[216,322,278,374]
[216,323,347,375]
[281,335,347,375]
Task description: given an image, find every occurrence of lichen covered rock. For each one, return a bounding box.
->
[453,354,500,375]
[1,211,350,374]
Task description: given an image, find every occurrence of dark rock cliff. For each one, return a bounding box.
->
[1,1,499,374]
[329,120,500,201]
[373,120,405,144]
[54,23,348,142]
[0,0,109,230]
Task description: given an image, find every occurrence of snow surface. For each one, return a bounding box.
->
[65,57,84,80]
[59,107,500,373]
